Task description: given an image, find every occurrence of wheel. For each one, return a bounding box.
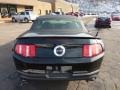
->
[32,20,34,22]
[108,25,111,28]
[12,18,17,23]
[95,25,98,28]
[24,18,29,23]
[106,25,111,28]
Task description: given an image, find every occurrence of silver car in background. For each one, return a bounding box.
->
[12,11,38,23]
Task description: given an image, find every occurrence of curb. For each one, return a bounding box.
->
[0,20,11,23]
[0,21,5,23]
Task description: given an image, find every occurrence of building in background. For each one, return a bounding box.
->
[50,0,79,13]
[0,0,79,20]
[0,0,52,18]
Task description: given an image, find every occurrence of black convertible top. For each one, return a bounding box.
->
[37,15,80,20]
[19,15,90,38]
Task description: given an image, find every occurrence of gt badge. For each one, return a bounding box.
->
[54,45,65,57]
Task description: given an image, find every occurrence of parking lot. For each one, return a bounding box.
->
[0,21,120,90]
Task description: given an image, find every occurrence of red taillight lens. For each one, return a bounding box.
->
[82,44,103,57]
[15,44,36,57]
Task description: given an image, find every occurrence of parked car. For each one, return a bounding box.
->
[79,12,85,16]
[66,12,79,17]
[13,15,104,81]
[74,12,86,17]
[111,13,120,21]
[12,11,38,23]
[95,16,111,28]
[50,11,63,15]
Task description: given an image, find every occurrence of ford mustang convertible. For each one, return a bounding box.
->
[13,15,104,81]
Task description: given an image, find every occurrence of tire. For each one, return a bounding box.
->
[108,25,111,28]
[106,25,111,28]
[95,25,98,28]
[24,18,29,23]
[12,18,16,23]
[32,20,34,22]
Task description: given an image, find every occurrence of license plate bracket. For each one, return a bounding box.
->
[61,66,72,72]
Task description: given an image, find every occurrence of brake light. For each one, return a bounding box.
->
[15,44,36,57]
[82,44,103,57]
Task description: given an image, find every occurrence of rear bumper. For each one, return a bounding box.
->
[17,69,99,80]
[95,22,111,26]
[13,57,103,80]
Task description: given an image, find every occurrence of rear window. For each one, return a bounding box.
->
[30,17,85,34]
[113,13,120,16]
[98,17,108,19]
[26,12,29,15]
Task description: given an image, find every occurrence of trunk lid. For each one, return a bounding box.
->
[16,33,99,58]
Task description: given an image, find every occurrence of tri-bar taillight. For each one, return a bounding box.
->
[82,44,103,57]
[15,44,36,57]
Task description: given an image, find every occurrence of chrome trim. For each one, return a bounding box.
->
[73,70,99,76]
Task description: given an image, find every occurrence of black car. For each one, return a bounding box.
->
[13,15,105,81]
[95,16,111,28]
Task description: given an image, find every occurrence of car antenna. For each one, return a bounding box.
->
[95,29,100,37]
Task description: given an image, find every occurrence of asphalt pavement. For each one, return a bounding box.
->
[0,21,120,90]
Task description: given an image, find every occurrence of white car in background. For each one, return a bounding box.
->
[12,11,38,23]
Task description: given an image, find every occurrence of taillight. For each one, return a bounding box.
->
[15,44,36,57]
[82,44,103,57]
